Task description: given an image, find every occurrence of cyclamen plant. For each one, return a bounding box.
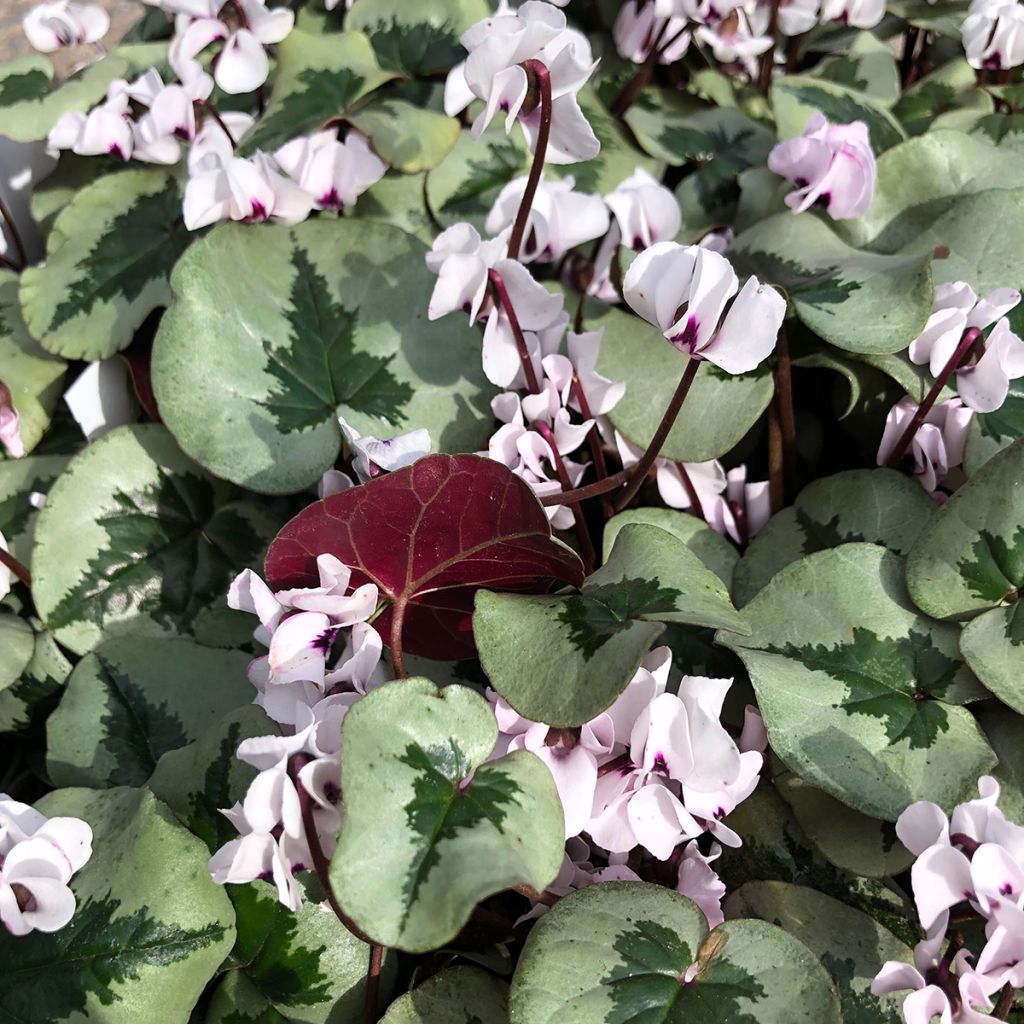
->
[3,0,1024,1020]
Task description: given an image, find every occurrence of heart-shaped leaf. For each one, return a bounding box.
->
[771,74,906,152]
[718,544,996,820]
[724,881,912,1024]
[153,219,495,494]
[206,879,385,1024]
[509,881,841,1023]
[0,787,235,1024]
[0,454,69,567]
[348,97,460,173]
[978,704,1024,824]
[32,424,277,654]
[46,636,253,789]
[733,469,934,606]
[330,678,565,951]
[906,438,1024,711]
[266,454,584,660]
[475,523,747,725]
[239,30,396,154]
[0,613,70,732]
[380,966,508,1023]
[774,767,914,878]
[603,508,739,588]
[592,302,776,463]
[0,53,130,142]
[729,212,933,356]
[19,168,192,360]
[346,0,490,76]
[0,270,67,454]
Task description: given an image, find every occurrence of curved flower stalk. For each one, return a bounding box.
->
[872,777,1024,1022]
[877,397,973,497]
[768,113,877,220]
[209,560,387,910]
[613,1,691,65]
[0,796,93,936]
[908,282,1024,414]
[445,0,600,165]
[22,0,108,52]
[962,0,1024,71]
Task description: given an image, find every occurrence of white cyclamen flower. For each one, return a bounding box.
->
[962,0,1024,69]
[274,130,387,212]
[23,0,108,51]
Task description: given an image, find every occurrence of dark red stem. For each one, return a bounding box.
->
[535,421,596,574]
[0,194,27,271]
[773,328,797,503]
[388,598,408,679]
[993,983,1017,1020]
[488,269,542,394]
[0,546,31,588]
[540,468,630,507]
[364,944,384,1024]
[507,59,552,263]
[514,883,559,907]
[674,462,706,521]
[198,99,237,148]
[757,0,781,92]
[611,22,689,116]
[613,356,701,513]
[570,376,609,483]
[884,327,982,470]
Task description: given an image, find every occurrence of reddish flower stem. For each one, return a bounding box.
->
[993,983,1017,1020]
[0,546,31,588]
[757,0,781,93]
[364,944,384,1024]
[0,194,27,271]
[884,327,981,471]
[773,327,797,504]
[198,99,237,149]
[540,468,630,507]
[507,59,552,263]
[612,356,702,513]
[570,376,609,484]
[768,400,784,513]
[611,22,689,117]
[514,883,560,906]
[488,269,542,395]
[535,421,596,574]
[673,462,706,521]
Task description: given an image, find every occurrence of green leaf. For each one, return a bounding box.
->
[0,614,71,732]
[893,60,992,137]
[0,270,67,454]
[46,636,253,788]
[603,507,739,588]
[240,30,396,154]
[32,424,276,654]
[965,380,1024,474]
[0,453,68,567]
[906,439,1024,710]
[724,882,912,1024]
[150,705,271,854]
[476,523,748,725]
[0,787,235,1023]
[729,213,933,356]
[330,678,564,952]
[718,784,918,946]
[774,767,915,878]
[356,170,437,245]
[346,0,490,76]
[19,168,191,360]
[841,130,1024,251]
[208,879,384,1024]
[717,544,996,820]
[380,966,508,1023]
[592,302,775,463]
[425,123,532,232]
[733,469,935,606]
[808,32,900,106]
[771,74,906,152]
[153,220,495,494]
[977,703,1024,824]
[348,98,460,172]
[510,881,841,1023]
[0,54,131,142]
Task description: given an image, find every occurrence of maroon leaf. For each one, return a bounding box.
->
[265,454,585,660]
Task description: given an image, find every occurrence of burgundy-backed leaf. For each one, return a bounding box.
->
[119,309,163,424]
[265,454,585,659]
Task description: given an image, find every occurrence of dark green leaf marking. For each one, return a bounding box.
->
[821,953,903,1024]
[784,84,902,150]
[767,627,956,749]
[730,250,859,306]
[259,247,413,432]
[49,187,190,332]
[441,140,527,218]
[398,740,521,919]
[893,81,957,133]
[795,507,867,554]
[186,722,244,853]
[0,894,226,1021]
[243,67,367,153]
[600,920,697,1016]
[957,527,1024,603]
[558,577,682,659]
[0,471,60,540]
[45,472,265,634]
[0,68,51,107]
[95,653,189,785]
[363,20,464,75]
[230,885,333,1008]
